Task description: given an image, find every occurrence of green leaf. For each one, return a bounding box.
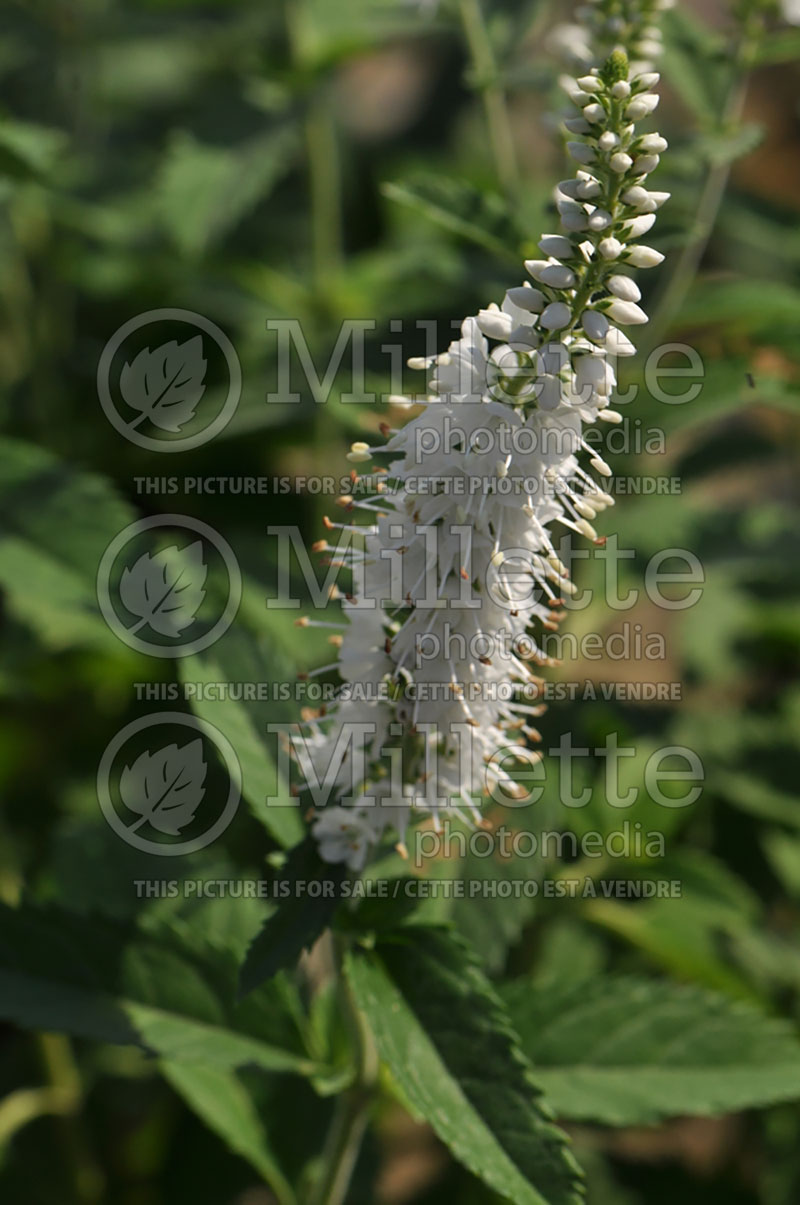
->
[695,122,764,168]
[0,437,134,652]
[161,1062,296,1205]
[418,812,543,973]
[157,127,298,256]
[582,849,763,999]
[0,120,68,180]
[677,278,800,334]
[660,7,727,123]
[345,927,584,1205]
[181,628,304,848]
[240,837,345,996]
[289,0,432,69]
[0,902,316,1078]
[754,29,800,65]
[502,974,800,1126]
[762,829,800,897]
[382,175,520,260]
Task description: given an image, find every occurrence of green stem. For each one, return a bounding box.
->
[36,1034,104,1204]
[309,1083,372,1205]
[286,0,343,287]
[306,94,344,286]
[309,942,378,1205]
[458,0,519,198]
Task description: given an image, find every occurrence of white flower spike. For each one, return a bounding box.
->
[300,0,671,869]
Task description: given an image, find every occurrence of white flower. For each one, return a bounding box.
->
[477,306,515,341]
[610,152,633,173]
[606,298,649,325]
[548,23,593,65]
[638,133,668,153]
[540,301,572,330]
[312,807,378,871]
[598,237,624,260]
[605,326,637,356]
[567,141,596,165]
[302,8,671,869]
[538,234,575,259]
[506,285,545,312]
[607,275,641,302]
[624,213,656,238]
[626,93,659,119]
[625,244,664,268]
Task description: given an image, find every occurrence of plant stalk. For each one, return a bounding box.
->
[308,942,378,1205]
[458,0,520,198]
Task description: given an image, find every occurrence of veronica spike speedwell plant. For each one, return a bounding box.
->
[288,0,672,873]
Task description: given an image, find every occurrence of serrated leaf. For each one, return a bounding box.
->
[345,927,584,1205]
[502,974,800,1126]
[660,7,727,122]
[382,175,521,260]
[0,437,134,652]
[0,902,317,1079]
[119,739,207,836]
[419,812,545,973]
[181,627,304,848]
[240,838,345,996]
[157,127,298,256]
[119,337,207,432]
[119,542,207,637]
[161,1062,296,1205]
[696,122,764,168]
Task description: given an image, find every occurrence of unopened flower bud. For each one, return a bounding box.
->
[625,213,657,238]
[607,275,641,302]
[505,285,545,312]
[567,141,596,165]
[605,327,637,356]
[582,310,609,341]
[564,117,592,135]
[540,302,572,330]
[638,133,668,153]
[588,209,612,231]
[538,263,577,288]
[624,244,664,268]
[634,153,660,174]
[626,93,660,120]
[610,152,633,173]
[598,237,624,260]
[347,441,372,463]
[606,299,648,325]
[477,307,515,340]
